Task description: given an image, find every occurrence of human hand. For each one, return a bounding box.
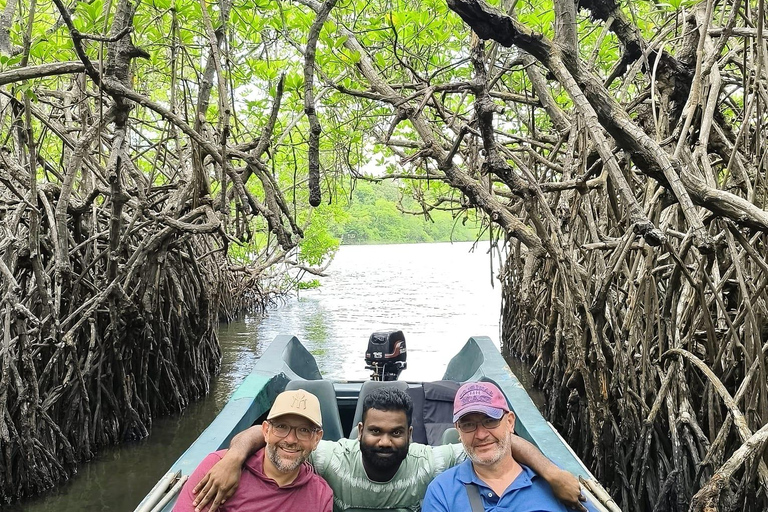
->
[191,455,242,512]
[550,468,587,511]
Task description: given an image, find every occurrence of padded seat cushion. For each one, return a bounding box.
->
[407,385,427,444]
[439,427,460,445]
[422,380,460,445]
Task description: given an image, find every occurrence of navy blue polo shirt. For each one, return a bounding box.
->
[422,459,576,512]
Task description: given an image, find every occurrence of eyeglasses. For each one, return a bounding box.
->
[456,415,505,433]
[268,421,320,441]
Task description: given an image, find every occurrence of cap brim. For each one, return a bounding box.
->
[453,406,505,423]
[267,410,322,428]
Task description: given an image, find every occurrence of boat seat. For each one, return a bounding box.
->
[285,380,344,441]
[407,385,427,444]
[348,380,409,439]
[439,427,460,445]
[422,380,460,445]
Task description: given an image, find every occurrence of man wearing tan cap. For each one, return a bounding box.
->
[173,389,332,512]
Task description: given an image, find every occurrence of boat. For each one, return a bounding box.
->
[135,333,620,511]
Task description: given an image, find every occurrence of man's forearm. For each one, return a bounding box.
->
[228,425,266,463]
[509,434,558,479]
[510,434,585,510]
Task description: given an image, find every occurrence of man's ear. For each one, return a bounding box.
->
[357,421,363,437]
[313,428,323,449]
[507,411,516,433]
[408,426,413,442]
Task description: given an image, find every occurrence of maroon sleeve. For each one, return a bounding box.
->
[172,452,225,512]
[321,484,333,512]
[307,472,334,512]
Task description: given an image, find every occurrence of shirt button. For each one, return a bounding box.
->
[488,492,493,497]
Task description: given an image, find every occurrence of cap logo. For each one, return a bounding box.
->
[458,385,493,406]
[291,395,307,410]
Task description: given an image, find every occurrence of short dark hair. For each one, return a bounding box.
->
[362,387,413,426]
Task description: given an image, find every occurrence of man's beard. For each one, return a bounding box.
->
[360,442,409,471]
[466,431,512,467]
[266,442,309,473]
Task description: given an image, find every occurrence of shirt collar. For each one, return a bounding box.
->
[457,459,536,493]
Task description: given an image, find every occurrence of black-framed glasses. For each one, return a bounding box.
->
[268,421,320,441]
[456,415,504,433]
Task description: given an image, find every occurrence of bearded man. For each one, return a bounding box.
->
[173,389,332,512]
[422,382,596,512]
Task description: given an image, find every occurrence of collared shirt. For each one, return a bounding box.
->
[173,448,333,512]
[422,460,573,512]
[309,439,466,512]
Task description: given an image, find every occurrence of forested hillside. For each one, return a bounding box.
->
[328,180,485,244]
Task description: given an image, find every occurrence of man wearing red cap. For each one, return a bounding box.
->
[422,382,595,512]
[173,389,332,512]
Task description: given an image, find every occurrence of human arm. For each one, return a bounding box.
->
[320,487,333,512]
[510,435,586,511]
[191,426,266,512]
[172,453,225,512]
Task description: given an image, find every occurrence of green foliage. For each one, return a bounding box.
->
[327,180,486,245]
[9,0,767,509]
[654,0,701,12]
[297,279,321,290]
[73,0,106,32]
[298,205,343,266]
[9,0,707,271]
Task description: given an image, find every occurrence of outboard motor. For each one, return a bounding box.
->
[365,330,407,381]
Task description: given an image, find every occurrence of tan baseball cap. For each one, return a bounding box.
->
[267,389,323,428]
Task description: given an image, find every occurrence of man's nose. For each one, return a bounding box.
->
[474,424,492,439]
[378,434,393,447]
[284,427,299,443]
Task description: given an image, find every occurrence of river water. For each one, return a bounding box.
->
[14,241,540,512]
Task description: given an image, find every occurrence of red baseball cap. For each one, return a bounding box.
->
[453,382,510,422]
